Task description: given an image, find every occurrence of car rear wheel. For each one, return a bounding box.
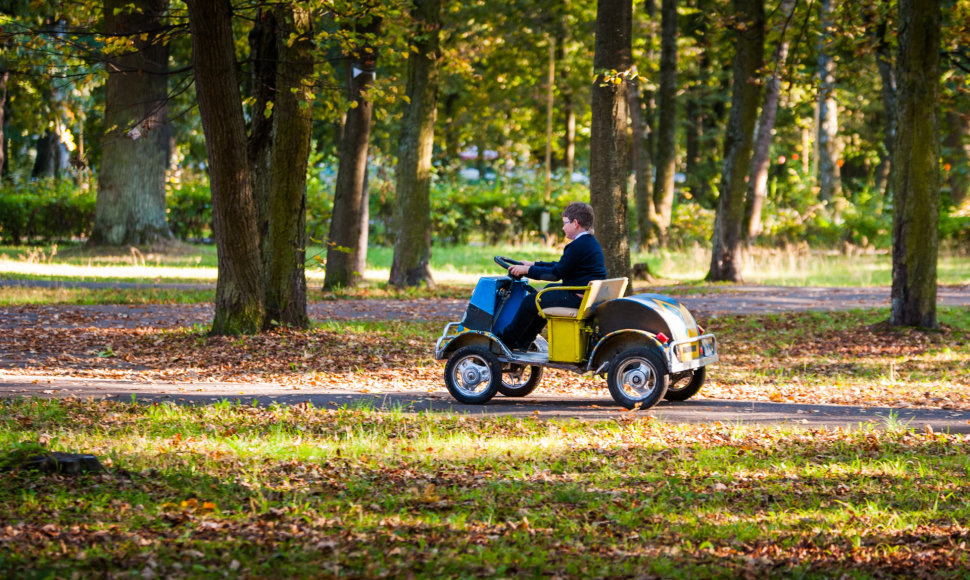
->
[607,347,668,410]
[444,345,501,404]
[665,366,706,401]
[498,364,543,397]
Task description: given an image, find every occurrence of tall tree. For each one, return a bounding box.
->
[186,1,313,333]
[0,69,8,178]
[815,0,841,201]
[255,5,314,329]
[891,0,940,328]
[746,0,795,243]
[90,0,173,247]
[589,0,633,281]
[389,0,440,288]
[651,0,678,247]
[630,0,656,250]
[325,14,381,289]
[708,0,763,282]
[186,0,264,335]
[865,2,896,197]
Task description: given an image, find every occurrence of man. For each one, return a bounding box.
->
[505,201,607,349]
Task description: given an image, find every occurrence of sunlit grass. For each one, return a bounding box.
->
[645,245,970,286]
[2,243,969,294]
[1,399,968,577]
[0,286,215,305]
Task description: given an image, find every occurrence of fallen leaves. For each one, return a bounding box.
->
[0,305,968,410]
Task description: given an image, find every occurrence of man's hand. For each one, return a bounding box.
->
[509,262,532,277]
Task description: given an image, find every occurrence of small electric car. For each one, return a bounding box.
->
[434,257,718,410]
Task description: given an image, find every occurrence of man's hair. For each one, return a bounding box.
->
[563,202,595,230]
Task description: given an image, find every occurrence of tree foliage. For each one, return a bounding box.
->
[1,0,969,315]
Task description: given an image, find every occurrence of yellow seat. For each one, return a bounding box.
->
[536,278,629,362]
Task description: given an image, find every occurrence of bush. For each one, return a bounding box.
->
[668,202,716,248]
[0,179,95,244]
[940,211,970,254]
[166,181,213,241]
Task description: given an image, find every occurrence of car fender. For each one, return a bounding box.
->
[587,329,666,375]
[435,326,501,360]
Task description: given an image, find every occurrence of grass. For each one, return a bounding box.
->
[703,307,970,409]
[1,240,969,576]
[0,286,215,306]
[0,399,967,578]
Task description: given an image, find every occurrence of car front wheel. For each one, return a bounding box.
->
[444,345,501,404]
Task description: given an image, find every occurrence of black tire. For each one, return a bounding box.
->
[444,345,502,404]
[498,364,543,397]
[665,366,706,401]
[607,347,668,410]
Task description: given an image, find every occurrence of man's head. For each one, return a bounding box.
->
[562,202,594,231]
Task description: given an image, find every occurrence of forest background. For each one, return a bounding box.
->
[0,0,968,332]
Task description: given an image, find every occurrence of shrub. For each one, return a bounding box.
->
[166,181,213,241]
[0,179,95,244]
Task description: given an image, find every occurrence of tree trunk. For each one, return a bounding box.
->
[31,130,67,179]
[0,69,8,178]
[629,79,654,249]
[186,0,264,335]
[746,0,795,243]
[683,2,717,208]
[870,12,896,197]
[651,0,678,246]
[544,37,555,204]
[559,35,576,178]
[564,92,576,177]
[891,0,940,329]
[91,0,172,247]
[589,0,632,281]
[326,16,381,289]
[356,169,370,277]
[441,92,460,176]
[816,0,841,201]
[943,110,970,207]
[261,5,313,329]
[389,0,440,288]
[631,0,655,249]
[708,0,763,282]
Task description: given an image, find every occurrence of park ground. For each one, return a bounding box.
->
[1,274,969,577]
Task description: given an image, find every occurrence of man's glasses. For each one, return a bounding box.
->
[562,218,573,225]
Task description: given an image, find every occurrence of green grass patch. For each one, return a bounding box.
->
[2,243,969,307]
[0,399,967,577]
[0,286,215,306]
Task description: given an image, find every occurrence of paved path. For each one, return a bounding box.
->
[3,279,970,431]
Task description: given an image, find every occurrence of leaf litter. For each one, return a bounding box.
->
[1,306,967,410]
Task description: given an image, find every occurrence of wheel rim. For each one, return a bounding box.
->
[503,365,532,389]
[452,355,493,397]
[616,356,660,400]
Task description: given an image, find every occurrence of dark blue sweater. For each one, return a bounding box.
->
[526,233,607,286]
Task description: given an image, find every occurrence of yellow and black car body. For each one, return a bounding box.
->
[435,259,718,409]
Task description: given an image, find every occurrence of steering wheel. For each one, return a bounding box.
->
[494,255,523,279]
